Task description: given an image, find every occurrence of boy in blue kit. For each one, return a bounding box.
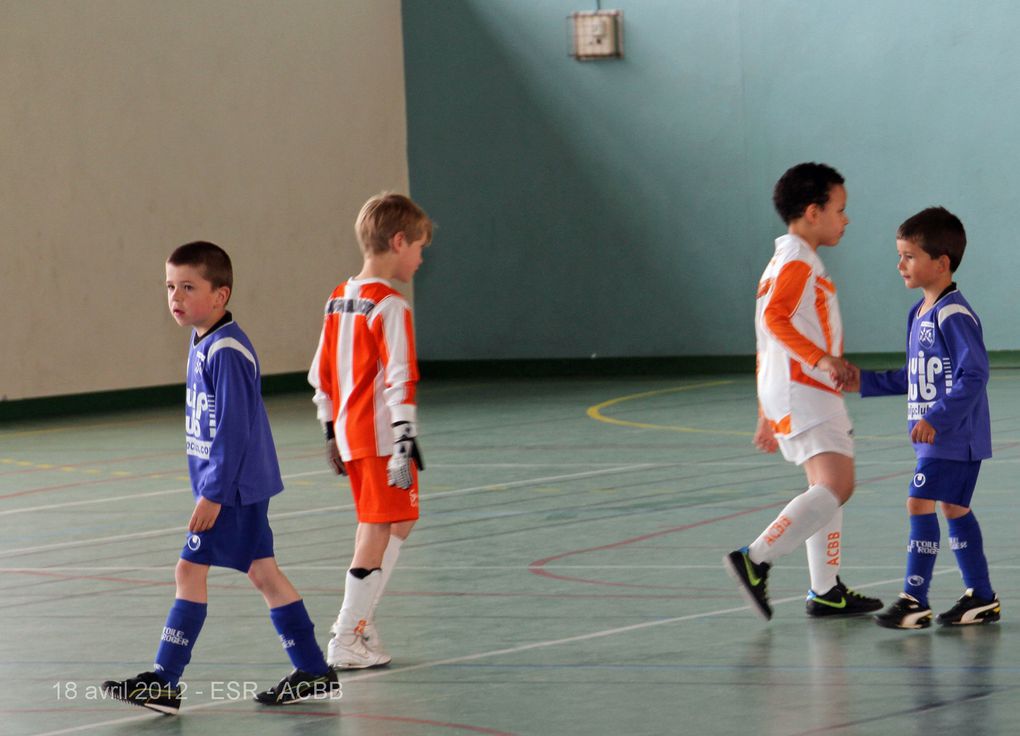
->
[101,242,338,714]
[845,208,999,629]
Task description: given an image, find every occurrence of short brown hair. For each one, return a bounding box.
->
[167,241,233,291]
[897,207,967,272]
[355,193,433,255]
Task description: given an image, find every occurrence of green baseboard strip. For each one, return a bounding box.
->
[2,351,1016,423]
[418,355,758,379]
[0,372,312,424]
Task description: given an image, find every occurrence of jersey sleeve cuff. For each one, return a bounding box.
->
[389,404,417,426]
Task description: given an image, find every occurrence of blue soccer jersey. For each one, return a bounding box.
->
[185,313,284,505]
[861,286,991,461]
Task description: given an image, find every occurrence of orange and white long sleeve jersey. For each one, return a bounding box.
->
[308,277,419,461]
[755,234,846,438]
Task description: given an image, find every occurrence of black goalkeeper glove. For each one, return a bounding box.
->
[386,421,424,489]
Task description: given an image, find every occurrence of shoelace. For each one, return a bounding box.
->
[839,582,874,601]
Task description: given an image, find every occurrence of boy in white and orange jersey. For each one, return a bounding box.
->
[309,193,432,669]
[724,163,882,620]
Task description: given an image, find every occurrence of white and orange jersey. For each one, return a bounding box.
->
[755,234,846,437]
[308,277,418,461]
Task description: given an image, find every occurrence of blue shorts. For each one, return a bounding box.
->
[180,499,275,572]
[909,458,982,507]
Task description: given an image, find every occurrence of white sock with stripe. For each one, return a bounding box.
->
[806,506,843,593]
[366,535,403,623]
[336,569,383,640]
[748,484,840,565]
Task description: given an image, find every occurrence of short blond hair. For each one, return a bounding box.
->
[355,192,433,255]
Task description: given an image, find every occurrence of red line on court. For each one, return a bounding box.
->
[0,470,181,501]
[528,469,915,588]
[245,710,517,733]
[0,447,324,498]
[527,499,787,588]
[0,707,517,733]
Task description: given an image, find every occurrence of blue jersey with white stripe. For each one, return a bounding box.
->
[861,287,991,461]
[185,314,284,505]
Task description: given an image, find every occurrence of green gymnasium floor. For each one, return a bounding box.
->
[1,372,1018,736]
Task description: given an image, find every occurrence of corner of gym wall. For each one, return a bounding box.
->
[0,0,409,400]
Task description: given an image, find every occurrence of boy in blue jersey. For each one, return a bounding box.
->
[101,242,338,714]
[844,208,999,629]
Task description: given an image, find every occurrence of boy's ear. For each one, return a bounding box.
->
[216,285,231,306]
[802,202,820,223]
[389,231,407,252]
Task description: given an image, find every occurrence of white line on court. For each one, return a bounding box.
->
[0,563,984,572]
[6,453,1014,519]
[0,469,332,518]
[0,464,660,558]
[0,461,675,518]
[27,569,953,736]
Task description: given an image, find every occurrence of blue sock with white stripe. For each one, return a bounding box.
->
[947,511,994,600]
[904,513,940,607]
[270,600,329,676]
[153,599,207,687]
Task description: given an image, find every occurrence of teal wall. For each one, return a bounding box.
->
[403,1,1019,360]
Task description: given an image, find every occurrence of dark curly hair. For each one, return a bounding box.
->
[772,163,845,224]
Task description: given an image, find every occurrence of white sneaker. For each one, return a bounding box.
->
[327,621,391,669]
[361,621,391,657]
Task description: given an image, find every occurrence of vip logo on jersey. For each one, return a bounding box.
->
[187,534,202,551]
[186,385,210,438]
[913,473,926,487]
[918,322,935,348]
[908,351,944,402]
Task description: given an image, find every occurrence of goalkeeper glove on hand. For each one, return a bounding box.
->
[387,421,424,489]
[324,422,346,475]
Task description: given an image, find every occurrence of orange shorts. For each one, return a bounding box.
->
[346,455,420,523]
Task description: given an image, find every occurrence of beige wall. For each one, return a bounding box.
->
[0,0,409,400]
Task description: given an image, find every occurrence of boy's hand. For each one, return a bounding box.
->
[816,354,851,386]
[911,418,937,444]
[387,421,424,490]
[753,415,779,454]
[326,440,346,475]
[836,361,861,392]
[189,497,222,533]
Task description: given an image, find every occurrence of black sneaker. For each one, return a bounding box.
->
[935,589,1001,626]
[874,593,933,630]
[254,668,341,706]
[724,548,772,620]
[806,577,884,617]
[101,671,181,715]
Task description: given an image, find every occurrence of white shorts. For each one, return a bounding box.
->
[777,411,855,465]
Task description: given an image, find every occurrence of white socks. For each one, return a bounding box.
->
[806,506,843,593]
[366,535,403,623]
[336,569,383,639]
[749,484,840,565]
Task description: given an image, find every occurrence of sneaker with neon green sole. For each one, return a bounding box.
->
[724,548,772,620]
[806,577,883,617]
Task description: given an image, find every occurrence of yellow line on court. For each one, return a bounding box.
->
[586,380,752,436]
[0,417,154,441]
[586,380,903,441]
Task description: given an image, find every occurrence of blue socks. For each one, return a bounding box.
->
[153,599,207,687]
[151,599,327,686]
[270,600,329,676]
[948,511,994,600]
[904,513,940,607]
